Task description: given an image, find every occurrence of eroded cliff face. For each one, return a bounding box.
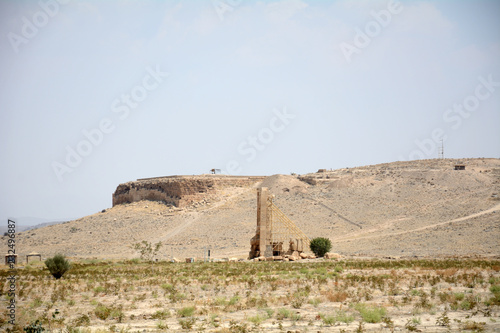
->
[112,175,265,207]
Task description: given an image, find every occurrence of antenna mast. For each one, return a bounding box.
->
[438,139,444,159]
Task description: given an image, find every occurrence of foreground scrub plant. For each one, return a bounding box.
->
[45,254,71,279]
[309,237,332,257]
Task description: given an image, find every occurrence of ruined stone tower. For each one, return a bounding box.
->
[249,187,310,259]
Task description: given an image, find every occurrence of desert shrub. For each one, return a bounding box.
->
[229,320,248,332]
[228,295,240,306]
[44,254,70,279]
[325,290,348,302]
[461,320,486,331]
[72,314,90,327]
[405,318,419,331]
[178,317,196,329]
[157,321,168,330]
[355,303,386,323]
[110,307,124,322]
[291,289,308,309]
[23,320,45,332]
[264,308,274,318]
[133,240,162,261]
[334,310,354,324]
[276,308,291,320]
[161,283,176,293]
[247,314,266,325]
[177,306,195,317]
[309,237,332,257]
[436,311,450,327]
[309,298,321,307]
[152,310,170,320]
[320,313,336,326]
[94,303,112,320]
[488,285,500,305]
[320,310,354,326]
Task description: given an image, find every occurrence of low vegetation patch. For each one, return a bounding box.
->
[1,258,498,332]
[355,303,387,323]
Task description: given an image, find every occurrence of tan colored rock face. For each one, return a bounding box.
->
[112,175,265,208]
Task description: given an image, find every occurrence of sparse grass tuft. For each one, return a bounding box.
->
[177,306,195,318]
[355,303,386,323]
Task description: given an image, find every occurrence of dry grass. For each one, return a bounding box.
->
[1,258,500,332]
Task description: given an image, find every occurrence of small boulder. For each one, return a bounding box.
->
[325,252,342,259]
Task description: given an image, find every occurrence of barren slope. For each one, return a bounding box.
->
[10,158,500,260]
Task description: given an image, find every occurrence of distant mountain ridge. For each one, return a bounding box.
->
[0,217,70,235]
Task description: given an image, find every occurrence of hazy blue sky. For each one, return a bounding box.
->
[1,0,499,225]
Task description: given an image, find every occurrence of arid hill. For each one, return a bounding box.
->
[10,158,500,260]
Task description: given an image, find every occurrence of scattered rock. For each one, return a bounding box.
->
[325,252,342,259]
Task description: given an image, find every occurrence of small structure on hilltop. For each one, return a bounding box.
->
[454,164,466,170]
[249,187,310,260]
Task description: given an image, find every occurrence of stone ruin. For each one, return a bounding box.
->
[249,187,312,261]
[112,174,265,208]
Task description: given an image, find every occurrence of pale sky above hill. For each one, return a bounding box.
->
[1,0,499,225]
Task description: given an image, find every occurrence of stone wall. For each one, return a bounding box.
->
[112,175,265,208]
